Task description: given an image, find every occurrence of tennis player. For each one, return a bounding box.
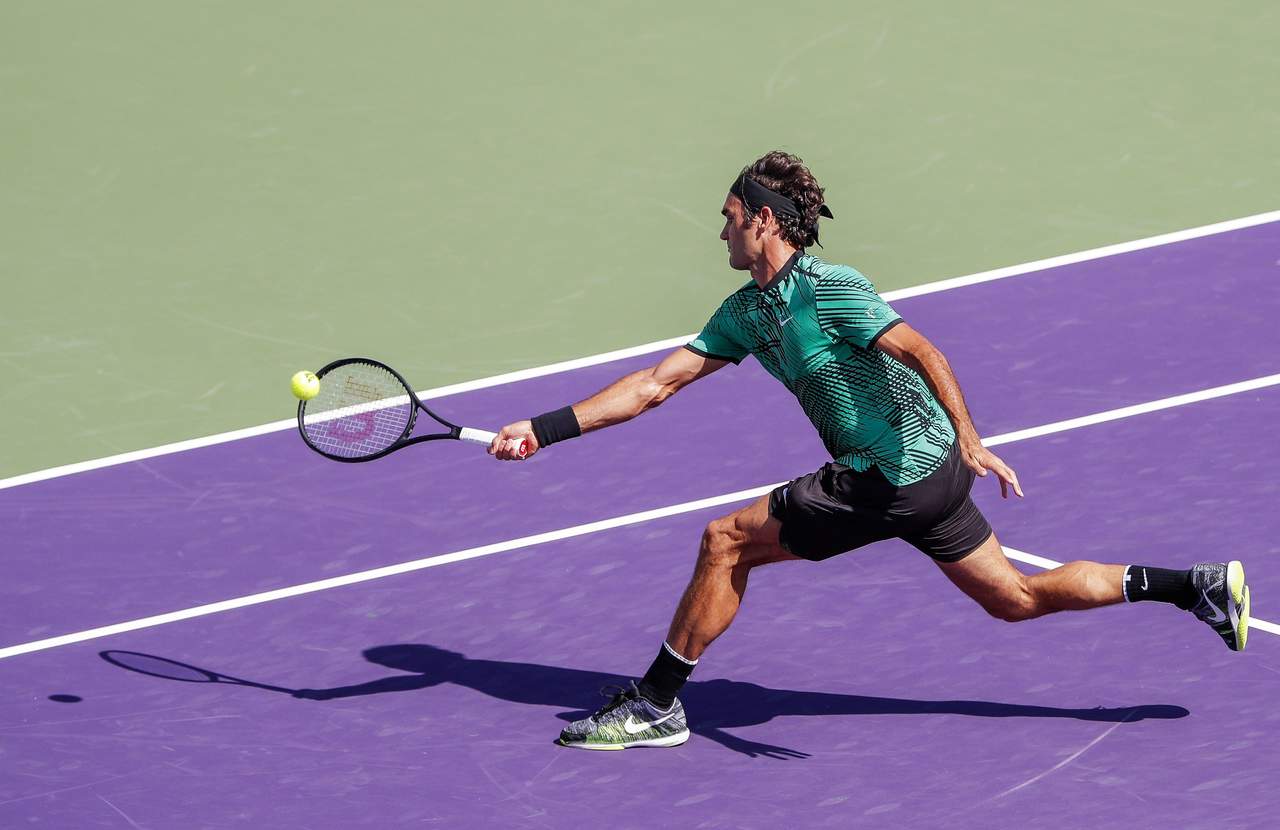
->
[489,151,1251,751]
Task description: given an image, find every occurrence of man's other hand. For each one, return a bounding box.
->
[960,440,1024,499]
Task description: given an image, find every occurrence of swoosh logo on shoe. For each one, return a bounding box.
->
[623,713,676,735]
[1202,590,1227,624]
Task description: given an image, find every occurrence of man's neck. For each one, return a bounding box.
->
[749,243,800,288]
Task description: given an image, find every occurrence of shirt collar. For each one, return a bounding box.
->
[759,250,803,292]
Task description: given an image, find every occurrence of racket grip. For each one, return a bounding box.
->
[458,427,528,458]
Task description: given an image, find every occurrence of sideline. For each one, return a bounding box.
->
[2,371,1276,660]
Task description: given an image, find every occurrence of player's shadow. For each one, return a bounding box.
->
[99,645,1188,760]
[295,643,1188,760]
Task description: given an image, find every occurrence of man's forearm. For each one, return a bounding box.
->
[872,325,1021,494]
[573,368,677,433]
[903,346,982,444]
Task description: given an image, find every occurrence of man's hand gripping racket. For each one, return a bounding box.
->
[489,420,541,461]
[297,358,527,462]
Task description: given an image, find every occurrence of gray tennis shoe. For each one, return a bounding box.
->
[1188,560,1250,651]
[558,682,690,750]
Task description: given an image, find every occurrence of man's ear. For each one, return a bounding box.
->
[755,205,774,233]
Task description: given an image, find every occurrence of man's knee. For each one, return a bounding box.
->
[980,579,1039,622]
[699,517,744,570]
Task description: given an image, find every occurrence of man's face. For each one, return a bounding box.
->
[720,194,760,271]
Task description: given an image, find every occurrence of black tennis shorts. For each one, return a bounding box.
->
[768,442,992,563]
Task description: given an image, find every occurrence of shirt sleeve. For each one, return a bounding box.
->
[685,296,751,365]
[815,271,903,350]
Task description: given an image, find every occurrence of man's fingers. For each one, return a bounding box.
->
[490,425,524,459]
[991,459,1024,499]
[989,460,1009,498]
[492,435,529,461]
[966,446,1025,499]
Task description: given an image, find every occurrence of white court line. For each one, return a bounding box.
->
[988,705,1136,799]
[1,208,1277,493]
[2,371,1277,661]
[984,374,1280,446]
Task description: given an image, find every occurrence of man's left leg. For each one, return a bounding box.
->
[936,532,1250,650]
[934,532,1124,619]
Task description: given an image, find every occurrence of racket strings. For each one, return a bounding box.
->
[301,362,414,458]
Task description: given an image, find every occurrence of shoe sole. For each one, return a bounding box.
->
[1228,560,1249,652]
[558,729,691,751]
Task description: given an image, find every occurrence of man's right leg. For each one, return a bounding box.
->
[633,494,799,707]
[557,494,799,750]
[662,494,800,662]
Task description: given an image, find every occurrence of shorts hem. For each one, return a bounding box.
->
[920,528,994,564]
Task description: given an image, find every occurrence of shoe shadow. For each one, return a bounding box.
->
[101,644,1190,760]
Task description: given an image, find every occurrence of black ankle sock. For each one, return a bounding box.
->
[1124,565,1195,609]
[637,642,696,709]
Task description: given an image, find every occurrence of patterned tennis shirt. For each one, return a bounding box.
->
[686,252,954,485]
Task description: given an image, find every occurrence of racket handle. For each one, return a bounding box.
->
[458,427,528,458]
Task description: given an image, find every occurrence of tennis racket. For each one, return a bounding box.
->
[296,357,526,463]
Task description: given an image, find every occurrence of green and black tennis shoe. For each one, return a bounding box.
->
[1189,560,1250,651]
[557,682,690,750]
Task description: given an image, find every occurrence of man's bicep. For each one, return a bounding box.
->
[653,346,729,392]
[687,297,750,366]
[686,326,747,366]
[872,320,927,364]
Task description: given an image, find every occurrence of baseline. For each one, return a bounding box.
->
[2,209,1276,492]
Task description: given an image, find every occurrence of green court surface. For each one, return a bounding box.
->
[3,1,1277,477]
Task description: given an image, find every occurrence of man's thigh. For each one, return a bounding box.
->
[712,494,803,569]
[768,463,896,561]
[933,531,1024,609]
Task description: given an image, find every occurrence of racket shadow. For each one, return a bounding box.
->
[98,644,1190,760]
[100,650,296,694]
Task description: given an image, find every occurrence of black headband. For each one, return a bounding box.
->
[729,172,834,244]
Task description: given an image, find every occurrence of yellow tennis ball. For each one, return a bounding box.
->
[291,370,320,401]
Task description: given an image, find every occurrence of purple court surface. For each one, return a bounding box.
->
[3,221,1278,828]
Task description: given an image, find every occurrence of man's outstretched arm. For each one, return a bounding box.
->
[489,347,729,460]
[875,322,1024,498]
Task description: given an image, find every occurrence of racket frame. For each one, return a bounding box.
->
[297,357,486,463]
[101,650,225,683]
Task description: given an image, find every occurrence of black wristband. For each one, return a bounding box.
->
[530,406,581,448]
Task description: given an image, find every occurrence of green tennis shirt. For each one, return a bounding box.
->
[686,252,955,485]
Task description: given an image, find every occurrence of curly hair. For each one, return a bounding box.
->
[738,151,828,248]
